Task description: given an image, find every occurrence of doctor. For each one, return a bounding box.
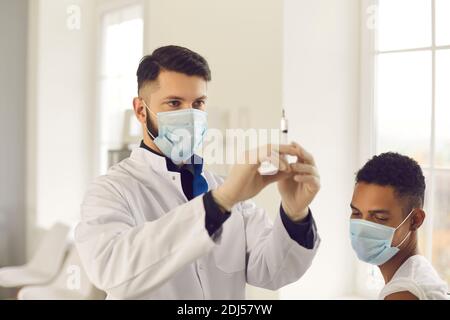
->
[75,45,321,300]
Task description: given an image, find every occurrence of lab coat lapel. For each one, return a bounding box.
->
[129,148,187,202]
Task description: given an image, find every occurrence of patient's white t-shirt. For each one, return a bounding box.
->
[379,255,449,300]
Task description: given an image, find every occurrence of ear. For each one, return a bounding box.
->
[133,97,146,124]
[411,209,425,231]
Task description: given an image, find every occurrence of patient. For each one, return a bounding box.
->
[349,152,448,300]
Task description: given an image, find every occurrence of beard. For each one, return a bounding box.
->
[146,111,159,139]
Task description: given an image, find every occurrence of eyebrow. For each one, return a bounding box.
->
[162,95,208,101]
[162,96,185,101]
[368,209,390,215]
[350,204,390,215]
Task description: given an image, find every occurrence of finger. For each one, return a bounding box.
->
[263,170,291,184]
[254,144,311,166]
[252,144,277,165]
[257,144,293,166]
[279,155,290,172]
[290,163,319,177]
[258,152,291,176]
[291,142,316,166]
[244,147,269,165]
[293,174,321,188]
[270,150,292,172]
[276,144,299,157]
[275,143,314,166]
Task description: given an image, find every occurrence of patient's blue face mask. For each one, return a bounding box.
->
[142,100,208,164]
[350,209,414,266]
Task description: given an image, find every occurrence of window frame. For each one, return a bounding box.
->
[94,0,145,175]
[359,0,450,297]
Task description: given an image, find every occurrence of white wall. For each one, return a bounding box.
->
[27,0,97,253]
[0,0,28,272]
[280,0,361,299]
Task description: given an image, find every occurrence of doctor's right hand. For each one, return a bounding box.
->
[212,144,299,212]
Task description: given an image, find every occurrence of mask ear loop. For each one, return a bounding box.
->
[396,208,415,230]
[141,98,157,140]
[395,230,412,248]
[394,208,415,248]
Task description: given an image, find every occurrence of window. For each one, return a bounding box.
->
[370,0,450,286]
[97,3,143,174]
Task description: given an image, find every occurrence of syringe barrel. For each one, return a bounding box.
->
[280,109,288,144]
[281,109,288,133]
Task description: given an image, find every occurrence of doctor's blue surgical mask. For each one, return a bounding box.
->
[349,209,415,266]
[142,99,208,164]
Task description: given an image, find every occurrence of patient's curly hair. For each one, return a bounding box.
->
[356,152,426,213]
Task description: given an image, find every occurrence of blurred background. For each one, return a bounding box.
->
[0,0,448,299]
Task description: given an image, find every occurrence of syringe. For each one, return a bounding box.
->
[258,109,289,175]
[281,109,298,164]
[281,109,288,145]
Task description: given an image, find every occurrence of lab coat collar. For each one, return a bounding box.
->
[131,141,204,176]
[130,147,168,173]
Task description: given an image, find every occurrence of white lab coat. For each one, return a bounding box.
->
[75,147,320,300]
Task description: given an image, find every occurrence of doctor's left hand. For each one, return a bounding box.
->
[278,142,320,222]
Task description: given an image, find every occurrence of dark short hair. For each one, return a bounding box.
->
[136,45,211,92]
[356,152,426,213]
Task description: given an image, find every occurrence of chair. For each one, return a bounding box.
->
[18,245,106,300]
[0,223,70,288]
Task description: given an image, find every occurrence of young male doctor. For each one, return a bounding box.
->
[75,45,321,300]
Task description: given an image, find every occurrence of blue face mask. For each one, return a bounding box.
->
[143,100,208,164]
[350,209,414,266]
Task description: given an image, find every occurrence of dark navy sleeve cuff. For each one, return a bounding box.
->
[203,191,231,236]
[280,205,317,249]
